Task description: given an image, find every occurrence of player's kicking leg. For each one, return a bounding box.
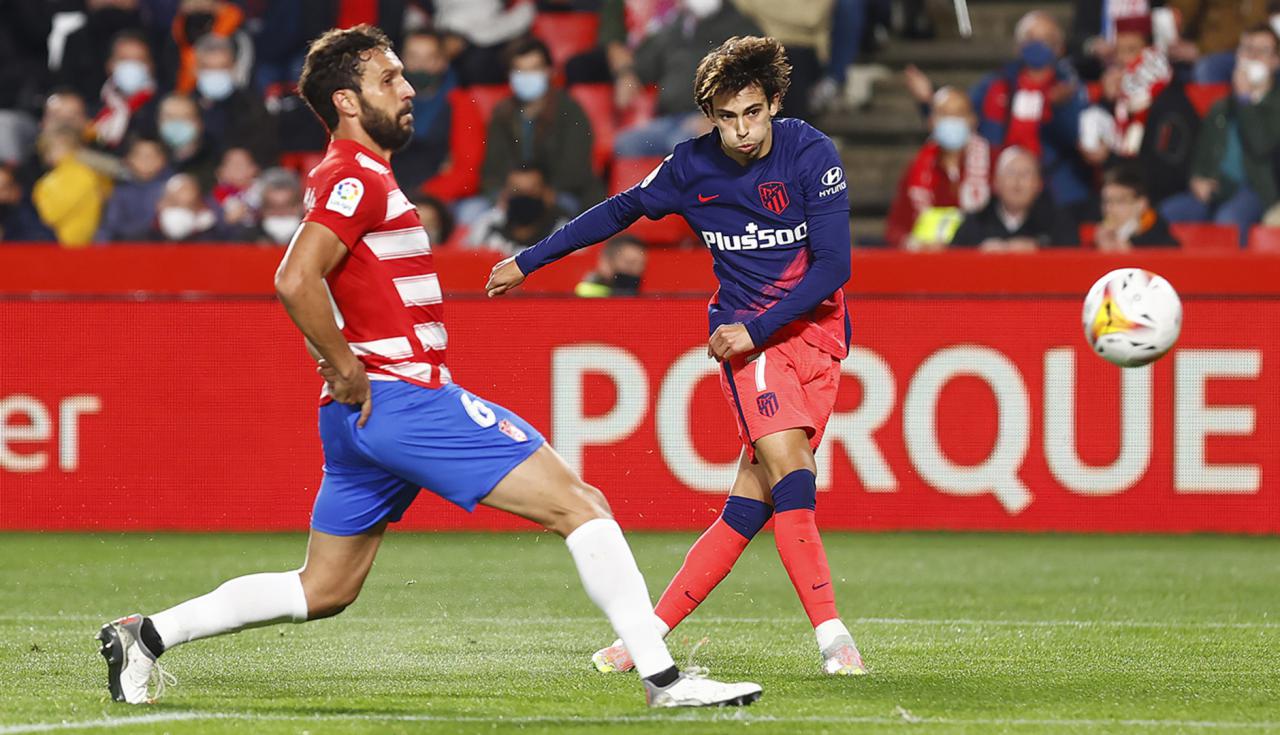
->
[99,524,386,704]
[481,443,762,707]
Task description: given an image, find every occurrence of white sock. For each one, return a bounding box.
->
[565,518,676,678]
[815,617,851,651]
[149,571,309,650]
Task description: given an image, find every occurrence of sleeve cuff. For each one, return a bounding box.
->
[745,319,771,350]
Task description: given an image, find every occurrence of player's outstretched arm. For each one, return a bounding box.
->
[485,255,526,297]
[275,222,373,426]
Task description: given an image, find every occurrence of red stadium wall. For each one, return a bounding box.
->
[1,249,1278,533]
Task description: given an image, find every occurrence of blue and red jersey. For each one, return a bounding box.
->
[514,117,852,358]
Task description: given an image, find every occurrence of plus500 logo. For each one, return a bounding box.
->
[701,221,808,251]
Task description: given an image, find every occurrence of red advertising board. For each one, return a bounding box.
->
[1,297,1275,533]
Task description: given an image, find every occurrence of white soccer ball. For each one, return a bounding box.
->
[1082,268,1182,367]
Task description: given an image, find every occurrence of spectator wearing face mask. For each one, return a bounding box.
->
[886,87,992,250]
[247,167,304,246]
[147,172,223,243]
[91,30,159,150]
[31,127,113,248]
[192,34,277,165]
[466,166,570,255]
[613,0,761,157]
[1090,163,1177,251]
[476,38,602,218]
[392,30,484,201]
[576,235,648,298]
[154,93,219,190]
[56,0,148,105]
[95,136,171,242]
[0,164,55,243]
[162,0,251,95]
[970,11,1092,214]
[951,146,1079,250]
[1160,24,1280,244]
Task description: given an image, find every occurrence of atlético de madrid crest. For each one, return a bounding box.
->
[758,181,789,214]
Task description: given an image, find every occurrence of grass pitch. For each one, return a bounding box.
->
[0,531,1277,734]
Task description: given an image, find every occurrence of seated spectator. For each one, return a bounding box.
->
[613,1,761,157]
[56,0,148,105]
[91,30,159,151]
[148,172,223,242]
[393,30,484,202]
[32,127,112,248]
[212,147,262,233]
[576,235,648,297]
[951,146,1079,250]
[162,0,251,95]
[1159,24,1280,245]
[193,34,277,165]
[95,136,171,242]
[885,87,992,250]
[412,194,456,247]
[970,11,1092,213]
[466,166,569,255]
[1091,163,1178,250]
[156,94,219,189]
[434,0,536,85]
[475,38,602,218]
[0,164,55,242]
[248,167,304,245]
[1079,16,1172,164]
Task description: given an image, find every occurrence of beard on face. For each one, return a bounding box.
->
[358,95,413,152]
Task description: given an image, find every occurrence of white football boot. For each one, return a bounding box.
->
[97,614,174,703]
[645,669,762,708]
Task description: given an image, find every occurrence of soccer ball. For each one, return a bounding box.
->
[1082,268,1182,367]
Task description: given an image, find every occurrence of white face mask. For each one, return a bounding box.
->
[684,0,722,20]
[158,207,214,240]
[1271,14,1280,41]
[1240,57,1272,86]
[261,214,301,244]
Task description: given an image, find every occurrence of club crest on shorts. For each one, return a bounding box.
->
[758,181,789,214]
[498,419,528,442]
[756,391,779,418]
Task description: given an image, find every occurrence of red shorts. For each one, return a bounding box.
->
[718,331,841,462]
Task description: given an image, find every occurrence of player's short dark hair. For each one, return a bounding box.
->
[504,37,552,70]
[693,36,791,116]
[299,24,392,132]
[1102,163,1147,198]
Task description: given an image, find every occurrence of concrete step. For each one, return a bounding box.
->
[926,0,1072,41]
[836,144,915,210]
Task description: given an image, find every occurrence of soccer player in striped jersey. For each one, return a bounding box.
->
[487,36,866,677]
[96,25,760,710]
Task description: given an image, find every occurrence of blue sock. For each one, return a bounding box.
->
[720,496,773,538]
[770,470,817,512]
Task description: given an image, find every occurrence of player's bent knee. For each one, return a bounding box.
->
[299,573,364,620]
[545,481,612,537]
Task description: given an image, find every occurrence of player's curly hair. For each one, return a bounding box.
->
[693,36,791,116]
[299,24,392,132]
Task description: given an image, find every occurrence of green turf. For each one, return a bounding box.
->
[0,532,1277,734]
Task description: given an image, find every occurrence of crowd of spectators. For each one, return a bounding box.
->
[3,0,1279,260]
[893,3,1280,250]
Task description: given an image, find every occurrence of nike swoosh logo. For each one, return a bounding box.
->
[811,582,830,590]
[697,194,719,203]
[683,590,704,604]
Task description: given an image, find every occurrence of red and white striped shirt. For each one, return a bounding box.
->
[302,139,449,397]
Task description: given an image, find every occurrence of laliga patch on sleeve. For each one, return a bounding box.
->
[325,177,365,217]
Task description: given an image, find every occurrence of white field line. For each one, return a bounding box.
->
[2,711,1279,734]
[7,615,1279,629]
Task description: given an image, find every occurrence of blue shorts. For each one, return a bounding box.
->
[311,381,545,536]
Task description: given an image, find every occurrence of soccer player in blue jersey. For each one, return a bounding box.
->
[486,36,867,676]
[96,25,760,710]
